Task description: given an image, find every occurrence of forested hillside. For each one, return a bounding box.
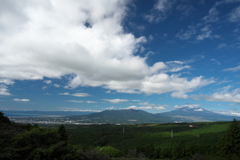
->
[2,111,240,160]
[0,111,109,160]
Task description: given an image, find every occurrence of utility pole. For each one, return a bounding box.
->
[171,130,173,138]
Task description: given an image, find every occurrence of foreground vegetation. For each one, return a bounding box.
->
[1,111,240,160]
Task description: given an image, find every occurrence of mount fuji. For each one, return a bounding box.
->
[158,106,239,122]
[66,106,240,124]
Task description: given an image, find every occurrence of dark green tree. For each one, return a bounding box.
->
[185,144,194,157]
[23,123,33,131]
[217,118,240,157]
[172,142,184,160]
[153,146,161,159]
[136,145,145,154]
[33,124,39,128]
[144,143,155,158]
[160,148,167,159]
[11,127,61,160]
[0,111,11,124]
[186,153,204,160]
[58,124,68,141]
[210,145,217,155]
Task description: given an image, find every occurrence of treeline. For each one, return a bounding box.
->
[0,111,109,160]
[1,111,240,160]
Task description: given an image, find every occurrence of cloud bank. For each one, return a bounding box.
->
[205,86,240,103]
[123,105,166,110]
[0,0,214,96]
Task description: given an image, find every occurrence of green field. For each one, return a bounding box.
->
[59,121,230,150]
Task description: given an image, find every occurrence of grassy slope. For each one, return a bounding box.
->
[62,121,231,149]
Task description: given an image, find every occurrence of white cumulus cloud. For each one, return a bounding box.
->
[53,84,60,87]
[0,78,14,85]
[125,106,152,110]
[102,99,129,103]
[153,106,166,110]
[43,80,52,84]
[86,101,97,103]
[217,43,228,49]
[0,84,11,96]
[71,93,91,97]
[58,92,90,97]
[103,106,116,110]
[205,87,240,103]
[174,104,200,109]
[66,100,84,103]
[141,75,214,95]
[13,98,30,102]
[58,92,70,95]
[171,92,189,99]
[123,105,166,110]
[222,65,240,72]
[0,0,214,97]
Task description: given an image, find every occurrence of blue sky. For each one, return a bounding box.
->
[0,0,240,115]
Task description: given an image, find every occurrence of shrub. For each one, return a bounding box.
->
[96,145,120,157]
[186,153,204,160]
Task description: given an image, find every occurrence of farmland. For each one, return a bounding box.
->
[62,121,230,149]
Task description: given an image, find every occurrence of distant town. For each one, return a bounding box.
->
[9,116,192,125]
[9,116,105,125]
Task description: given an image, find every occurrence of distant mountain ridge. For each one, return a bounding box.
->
[158,106,240,122]
[67,109,192,124]
[3,106,240,124]
[68,106,240,124]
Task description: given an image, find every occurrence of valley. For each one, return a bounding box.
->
[8,106,240,125]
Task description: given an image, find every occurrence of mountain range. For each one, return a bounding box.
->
[158,106,239,122]
[67,106,239,124]
[3,106,239,124]
[67,109,189,124]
